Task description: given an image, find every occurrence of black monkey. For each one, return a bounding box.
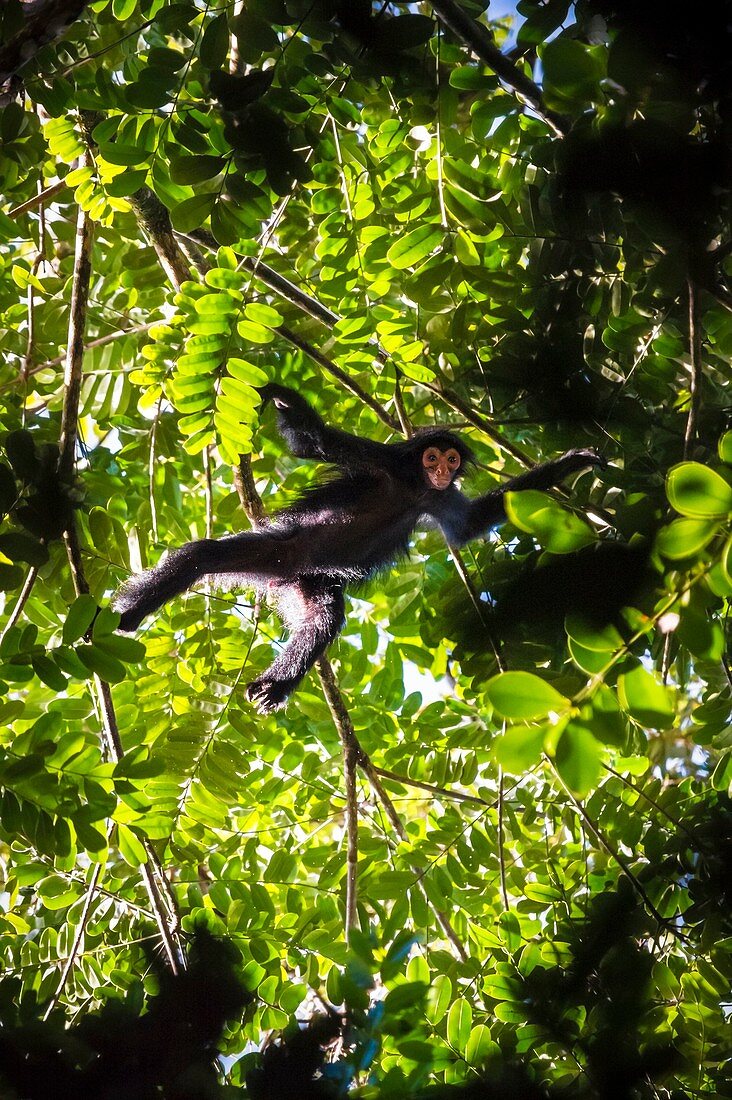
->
[114,385,603,713]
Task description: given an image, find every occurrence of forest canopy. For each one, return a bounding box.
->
[0,1,731,1096]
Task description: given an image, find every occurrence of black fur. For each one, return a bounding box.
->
[115,384,602,713]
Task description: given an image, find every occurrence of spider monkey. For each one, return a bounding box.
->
[114,384,603,713]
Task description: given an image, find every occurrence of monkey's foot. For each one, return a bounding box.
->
[246,677,296,714]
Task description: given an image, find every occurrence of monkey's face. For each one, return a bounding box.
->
[422,446,461,490]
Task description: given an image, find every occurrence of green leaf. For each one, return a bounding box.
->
[656,517,719,559]
[617,665,674,729]
[98,143,150,167]
[554,723,603,795]
[426,974,452,1025]
[505,491,596,553]
[565,615,623,652]
[93,633,146,663]
[540,38,605,110]
[116,823,147,866]
[170,194,216,233]
[667,462,732,518]
[386,225,443,270]
[383,14,434,49]
[63,595,98,644]
[494,724,548,772]
[719,431,732,464]
[76,644,126,683]
[384,981,427,1012]
[200,14,229,71]
[170,155,226,184]
[465,1024,495,1066]
[446,999,472,1052]
[0,533,48,565]
[486,671,569,721]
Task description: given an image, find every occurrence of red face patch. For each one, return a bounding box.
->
[422,447,461,490]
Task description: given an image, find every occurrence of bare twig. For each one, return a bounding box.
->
[424,382,533,467]
[0,565,39,644]
[42,861,103,1019]
[58,179,183,973]
[429,0,568,137]
[372,766,489,807]
[8,179,69,219]
[497,768,509,910]
[278,323,399,432]
[548,758,681,935]
[683,277,703,459]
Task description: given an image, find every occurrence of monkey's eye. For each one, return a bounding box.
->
[423,450,440,466]
[446,451,461,468]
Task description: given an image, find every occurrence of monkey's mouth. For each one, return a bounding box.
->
[427,474,452,490]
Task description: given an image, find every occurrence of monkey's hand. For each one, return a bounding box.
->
[558,448,607,475]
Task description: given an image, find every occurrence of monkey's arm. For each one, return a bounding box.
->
[440,449,604,545]
[259,384,393,470]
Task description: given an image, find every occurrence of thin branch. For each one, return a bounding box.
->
[424,381,533,467]
[8,179,69,219]
[429,0,568,137]
[318,657,359,941]
[317,658,467,961]
[42,862,103,1019]
[183,227,341,330]
[683,277,703,459]
[58,198,93,486]
[602,763,697,845]
[58,178,183,973]
[181,227,390,363]
[278,323,399,431]
[497,768,509,910]
[0,565,39,644]
[372,766,489,807]
[548,758,681,934]
[393,368,412,437]
[27,322,158,374]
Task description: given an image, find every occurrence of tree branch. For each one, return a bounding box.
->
[58,177,184,974]
[372,765,490,807]
[548,758,681,935]
[683,277,703,459]
[278,323,399,431]
[0,565,39,645]
[424,381,534,467]
[316,657,360,942]
[317,657,467,960]
[42,861,103,1020]
[429,0,568,137]
[129,187,191,289]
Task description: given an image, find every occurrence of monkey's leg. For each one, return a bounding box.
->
[114,530,307,631]
[246,579,346,714]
